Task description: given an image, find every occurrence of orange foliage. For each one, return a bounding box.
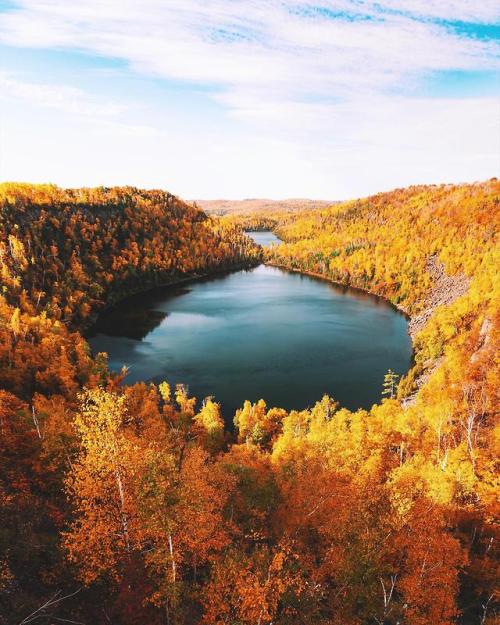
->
[0,181,498,624]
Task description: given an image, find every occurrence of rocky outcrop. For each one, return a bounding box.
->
[401,255,471,407]
[408,254,470,338]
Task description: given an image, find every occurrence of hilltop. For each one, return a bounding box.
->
[190,197,335,216]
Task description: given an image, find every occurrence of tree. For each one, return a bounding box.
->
[382,369,399,399]
[64,388,141,583]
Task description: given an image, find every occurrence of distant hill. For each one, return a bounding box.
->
[190,198,336,216]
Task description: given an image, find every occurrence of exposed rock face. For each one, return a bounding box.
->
[408,254,471,338]
[402,255,471,408]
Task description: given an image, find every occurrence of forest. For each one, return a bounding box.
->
[0,180,498,625]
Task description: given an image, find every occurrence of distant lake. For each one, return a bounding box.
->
[249,230,281,247]
[89,242,412,424]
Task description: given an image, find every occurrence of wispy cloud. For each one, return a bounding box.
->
[0,1,498,110]
[0,71,126,116]
[0,1,498,197]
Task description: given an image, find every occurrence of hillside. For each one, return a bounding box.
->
[0,184,260,327]
[267,180,499,390]
[0,181,498,625]
[267,181,497,311]
[191,197,335,216]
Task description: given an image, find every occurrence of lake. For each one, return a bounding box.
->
[248,230,281,247]
[88,230,412,424]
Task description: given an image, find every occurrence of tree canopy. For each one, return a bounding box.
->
[0,180,497,624]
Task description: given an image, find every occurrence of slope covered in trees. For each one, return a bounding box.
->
[192,197,334,216]
[0,181,498,624]
[198,198,336,232]
[1,183,259,327]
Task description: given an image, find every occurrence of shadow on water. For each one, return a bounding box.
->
[90,307,169,341]
[88,274,246,341]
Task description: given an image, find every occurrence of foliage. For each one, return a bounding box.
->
[0,181,498,624]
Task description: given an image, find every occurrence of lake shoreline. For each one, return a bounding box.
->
[265,260,412,323]
[264,256,470,405]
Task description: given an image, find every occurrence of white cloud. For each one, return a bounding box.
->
[0,1,498,197]
[0,71,126,116]
[0,1,498,104]
[370,0,500,22]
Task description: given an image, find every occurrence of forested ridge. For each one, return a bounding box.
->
[0,183,259,328]
[0,181,498,624]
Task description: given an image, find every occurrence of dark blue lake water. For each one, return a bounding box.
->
[89,231,412,422]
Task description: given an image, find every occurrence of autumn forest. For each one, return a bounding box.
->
[0,179,498,625]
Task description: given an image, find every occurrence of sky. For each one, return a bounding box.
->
[0,1,499,200]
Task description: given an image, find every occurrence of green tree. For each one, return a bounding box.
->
[382,369,399,399]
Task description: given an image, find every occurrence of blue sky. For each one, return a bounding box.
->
[0,1,498,199]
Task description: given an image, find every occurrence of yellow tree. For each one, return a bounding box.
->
[64,388,142,583]
[194,396,225,453]
[234,399,286,447]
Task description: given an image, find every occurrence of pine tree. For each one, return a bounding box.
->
[382,369,399,399]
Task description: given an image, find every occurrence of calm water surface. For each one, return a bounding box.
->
[249,230,281,247]
[89,231,412,423]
